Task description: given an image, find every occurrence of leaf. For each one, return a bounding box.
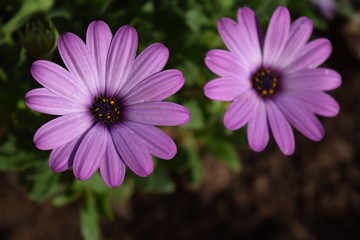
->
[182,100,204,130]
[80,191,101,240]
[184,141,203,188]
[209,141,241,172]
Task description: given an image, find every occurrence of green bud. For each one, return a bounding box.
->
[20,19,58,60]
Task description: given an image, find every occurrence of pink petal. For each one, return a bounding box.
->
[282,68,341,91]
[111,124,154,177]
[282,90,340,117]
[25,88,87,115]
[100,131,126,188]
[123,102,190,126]
[105,25,137,96]
[266,99,295,155]
[224,90,258,130]
[123,121,177,160]
[277,17,313,68]
[263,7,291,67]
[49,137,81,172]
[283,38,332,74]
[58,33,98,95]
[31,60,91,104]
[73,124,107,181]
[121,43,169,96]
[86,20,113,94]
[205,50,247,77]
[247,100,269,152]
[204,77,250,101]
[123,69,184,105]
[34,112,93,150]
[275,93,325,141]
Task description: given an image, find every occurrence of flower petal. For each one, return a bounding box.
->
[282,68,341,91]
[123,102,190,126]
[266,99,295,155]
[31,60,91,104]
[217,18,252,68]
[73,124,107,181]
[247,100,269,152]
[204,77,250,101]
[275,93,325,141]
[277,17,313,68]
[283,38,332,74]
[105,25,137,96]
[236,7,263,66]
[224,90,258,130]
[111,124,154,177]
[205,49,247,77]
[121,43,169,96]
[123,69,184,105]
[25,88,87,115]
[123,121,177,160]
[49,136,82,172]
[58,33,98,95]
[86,20,113,94]
[282,90,340,117]
[34,112,93,150]
[263,7,291,67]
[100,131,126,188]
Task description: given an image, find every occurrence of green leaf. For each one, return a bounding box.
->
[80,191,101,240]
[209,141,241,173]
[182,100,204,130]
[184,141,203,188]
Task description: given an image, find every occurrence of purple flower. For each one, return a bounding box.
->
[25,21,190,187]
[204,7,341,155]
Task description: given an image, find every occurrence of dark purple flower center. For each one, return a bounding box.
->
[252,68,280,97]
[90,96,122,126]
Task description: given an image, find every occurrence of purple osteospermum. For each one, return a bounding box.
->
[25,21,190,187]
[204,6,341,155]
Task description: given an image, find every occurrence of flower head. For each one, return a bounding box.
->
[204,6,341,155]
[25,21,190,187]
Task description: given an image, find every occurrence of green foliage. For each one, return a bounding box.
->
[0,0,350,239]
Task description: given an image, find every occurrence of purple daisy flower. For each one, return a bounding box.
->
[25,21,190,187]
[204,6,341,155]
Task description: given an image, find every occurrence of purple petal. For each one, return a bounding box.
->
[111,124,154,177]
[282,68,341,91]
[204,49,247,77]
[123,121,177,160]
[266,99,295,155]
[49,137,81,172]
[282,90,340,117]
[275,93,325,141]
[86,20,113,94]
[100,131,126,188]
[217,18,252,69]
[34,112,93,150]
[25,88,87,115]
[121,43,169,96]
[123,102,190,126]
[31,60,91,104]
[105,25,137,96]
[247,100,269,152]
[263,7,291,67]
[58,33,98,95]
[123,69,184,105]
[283,38,332,74]
[73,124,107,181]
[277,17,313,68]
[224,90,258,130]
[204,77,250,101]
[236,7,263,67]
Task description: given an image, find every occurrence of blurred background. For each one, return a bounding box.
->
[0,0,359,239]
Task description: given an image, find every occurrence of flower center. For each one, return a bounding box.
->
[252,68,280,97]
[90,96,122,126]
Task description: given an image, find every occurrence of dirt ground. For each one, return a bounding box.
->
[1,17,360,240]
